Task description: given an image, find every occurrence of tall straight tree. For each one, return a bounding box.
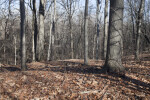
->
[135,0,145,60]
[96,0,100,60]
[104,0,125,74]
[20,0,27,71]
[47,2,54,61]
[51,0,56,60]
[69,0,74,59]
[38,0,45,61]
[103,0,109,59]
[84,0,89,65]
[32,0,38,61]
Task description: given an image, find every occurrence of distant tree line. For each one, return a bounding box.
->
[0,0,149,74]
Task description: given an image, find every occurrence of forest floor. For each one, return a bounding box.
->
[0,54,150,100]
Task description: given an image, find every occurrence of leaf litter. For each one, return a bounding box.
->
[0,56,150,100]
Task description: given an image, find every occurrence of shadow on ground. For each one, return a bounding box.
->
[0,67,21,72]
[29,61,150,94]
[0,61,150,95]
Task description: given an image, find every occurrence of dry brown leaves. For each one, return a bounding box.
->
[0,55,150,100]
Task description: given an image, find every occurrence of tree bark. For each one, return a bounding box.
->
[104,0,125,74]
[47,5,53,61]
[51,0,56,60]
[103,0,109,60]
[131,7,136,54]
[3,1,11,64]
[93,34,96,59]
[96,0,100,60]
[14,36,17,65]
[38,0,45,61]
[66,0,74,59]
[135,0,145,60]
[84,0,89,65]
[20,0,27,71]
[32,0,38,61]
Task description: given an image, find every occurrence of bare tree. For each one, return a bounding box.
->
[14,35,17,65]
[38,0,45,61]
[103,0,109,59]
[59,0,77,59]
[69,0,74,59]
[52,0,56,60]
[84,0,89,65]
[32,0,38,61]
[104,0,125,74]
[135,0,145,60]
[29,0,38,61]
[127,0,136,53]
[20,0,27,70]
[96,0,100,60]
[3,0,11,63]
[47,2,53,61]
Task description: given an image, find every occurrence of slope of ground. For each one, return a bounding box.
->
[0,55,150,100]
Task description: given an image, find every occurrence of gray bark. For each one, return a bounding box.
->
[135,0,145,60]
[103,0,109,59]
[96,0,100,60]
[131,6,136,53]
[69,0,74,59]
[104,0,125,74]
[51,0,56,60]
[3,1,11,63]
[38,0,45,61]
[47,5,53,61]
[84,0,89,65]
[93,34,96,59]
[14,36,16,65]
[20,0,27,71]
[32,0,38,61]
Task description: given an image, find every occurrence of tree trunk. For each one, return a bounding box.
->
[69,0,74,59]
[93,34,96,59]
[20,0,27,71]
[135,0,145,60]
[14,36,17,65]
[104,0,125,74]
[103,0,109,60]
[69,18,73,59]
[51,0,56,60]
[148,1,150,51]
[4,46,5,63]
[131,9,135,54]
[84,0,89,65]
[32,0,38,61]
[4,2,11,64]
[38,0,45,61]
[47,5,53,61]
[96,0,100,60]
